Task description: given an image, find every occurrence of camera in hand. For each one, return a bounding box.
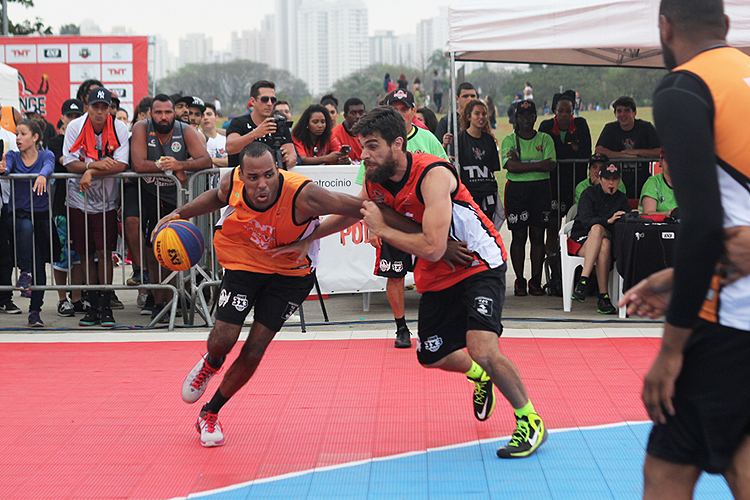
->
[271,111,290,149]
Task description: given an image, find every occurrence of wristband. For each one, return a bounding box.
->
[86,163,90,170]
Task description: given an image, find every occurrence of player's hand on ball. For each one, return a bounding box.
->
[152,212,181,244]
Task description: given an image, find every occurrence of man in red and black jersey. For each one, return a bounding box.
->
[283,107,547,459]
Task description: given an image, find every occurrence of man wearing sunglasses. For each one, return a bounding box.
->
[226,80,296,169]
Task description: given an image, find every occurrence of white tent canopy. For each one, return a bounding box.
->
[0,63,18,109]
[447,0,750,67]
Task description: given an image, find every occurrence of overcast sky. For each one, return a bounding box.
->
[8,0,445,53]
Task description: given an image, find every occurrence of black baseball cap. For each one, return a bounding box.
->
[88,87,112,106]
[385,89,415,109]
[589,152,609,166]
[515,100,536,115]
[169,93,183,104]
[599,162,621,179]
[61,98,84,116]
[175,95,194,107]
[187,96,206,112]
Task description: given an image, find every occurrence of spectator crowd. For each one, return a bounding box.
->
[0,75,674,330]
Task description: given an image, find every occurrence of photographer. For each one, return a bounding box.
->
[225,80,296,169]
[292,104,349,165]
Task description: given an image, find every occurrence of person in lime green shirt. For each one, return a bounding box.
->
[575,152,626,205]
[639,153,677,216]
[501,100,556,296]
[354,89,449,348]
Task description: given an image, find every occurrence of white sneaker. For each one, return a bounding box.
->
[196,409,225,447]
[182,354,220,403]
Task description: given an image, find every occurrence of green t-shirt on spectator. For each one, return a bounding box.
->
[638,172,677,212]
[356,125,448,185]
[500,131,556,182]
[575,177,626,205]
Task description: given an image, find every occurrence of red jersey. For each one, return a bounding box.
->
[331,122,363,162]
[292,135,342,159]
[366,152,507,293]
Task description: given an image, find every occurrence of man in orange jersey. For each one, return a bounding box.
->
[619,0,750,498]
[154,141,366,447]
[284,107,547,459]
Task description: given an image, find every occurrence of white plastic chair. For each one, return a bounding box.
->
[560,220,626,316]
[560,220,585,312]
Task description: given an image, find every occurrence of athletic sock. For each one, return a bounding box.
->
[579,276,588,285]
[203,389,229,414]
[395,316,407,331]
[514,400,536,418]
[465,360,485,380]
[205,354,225,370]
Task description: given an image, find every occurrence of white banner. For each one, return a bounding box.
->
[293,165,414,294]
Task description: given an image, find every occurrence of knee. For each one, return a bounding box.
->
[589,224,605,237]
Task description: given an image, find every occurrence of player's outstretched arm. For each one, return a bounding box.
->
[151,169,231,238]
[362,166,454,261]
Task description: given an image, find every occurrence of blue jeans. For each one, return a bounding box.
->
[15,210,49,312]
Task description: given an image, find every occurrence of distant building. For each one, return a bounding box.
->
[179,33,213,67]
[416,6,449,68]
[296,0,368,96]
[231,14,275,67]
[275,0,301,75]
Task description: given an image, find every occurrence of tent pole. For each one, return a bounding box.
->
[450,52,458,169]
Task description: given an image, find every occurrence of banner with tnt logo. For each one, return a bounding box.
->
[0,36,148,125]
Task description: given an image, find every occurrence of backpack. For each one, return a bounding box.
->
[544,252,563,297]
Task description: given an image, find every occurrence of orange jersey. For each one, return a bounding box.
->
[331,123,362,162]
[0,106,16,134]
[673,47,750,327]
[366,152,507,293]
[214,168,319,276]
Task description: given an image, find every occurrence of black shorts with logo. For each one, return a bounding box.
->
[647,320,750,473]
[374,241,415,278]
[416,264,506,366]
[215,269,315,332]
[504,179,551,230]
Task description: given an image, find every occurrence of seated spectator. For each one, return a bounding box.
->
[416,107,439,136]
[457,99,500,221]
[575,152,625,205]
[331,98,365,163]
[568,162,632,314]
[320,94,339,124]
[291,104,348,165]
[595,96,661,198]
[639,151,677,216]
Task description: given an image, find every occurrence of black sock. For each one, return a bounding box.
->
[206,354,225,370]
[579,276,588,285]
[88,290,100,309]
[100,290,112,309]
[203,389,229,414]
[395,316,407,330]
[598,292,608,299]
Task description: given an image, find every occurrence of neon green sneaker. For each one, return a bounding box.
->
[496,412,547,458]
[468,371,496,421]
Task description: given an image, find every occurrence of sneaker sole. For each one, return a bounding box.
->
[597,309,616,314]
[28,322,44,327]
[78,320,99,326]
[394,339,412,348]
[200,437,226,447]
[1,309,22,314]
[100,321,116,327]
[57,312,75,317]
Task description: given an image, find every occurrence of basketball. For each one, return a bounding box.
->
[152,219,204,271]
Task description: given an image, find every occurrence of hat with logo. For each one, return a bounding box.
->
[61,98,84,116]
[589,152,609,166]
[515,100,536,115]
[187,96,206,112]
[599,162,621,179]
[385,89,415,109]
[88,87,112,106]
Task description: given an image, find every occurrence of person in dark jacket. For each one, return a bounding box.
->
[538,90,592,254]
[568,162,631,314]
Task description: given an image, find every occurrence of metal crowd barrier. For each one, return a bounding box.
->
[0,171,185,330]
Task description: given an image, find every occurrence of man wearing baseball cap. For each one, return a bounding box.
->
[62,87,130,327]
[353,90,447,349]
[568,161,631,313]
[173,95,192,124]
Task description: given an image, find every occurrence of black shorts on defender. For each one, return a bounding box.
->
[215,269,315,332]
[504,179,551,229]
[375,241,415,278]
[416,263,506,366]
[647,320,750,473]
